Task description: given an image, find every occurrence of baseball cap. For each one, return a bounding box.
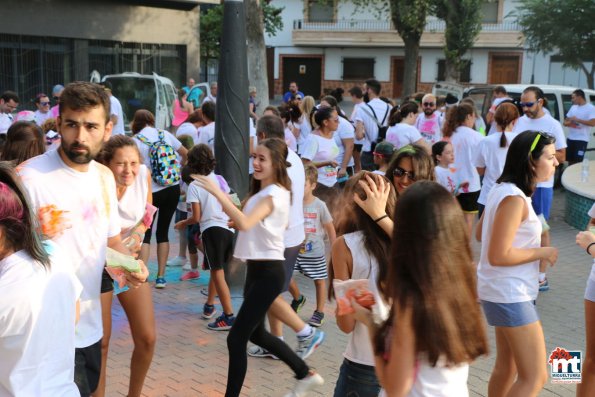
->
[373,141,395,157]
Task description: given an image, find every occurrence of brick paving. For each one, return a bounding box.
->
[105,190,590,396]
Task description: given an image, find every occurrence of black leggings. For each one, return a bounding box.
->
[143,184,180,244]
[225,260,309,397]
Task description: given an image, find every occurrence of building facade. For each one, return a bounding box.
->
[266,0,592,100]
[0,0,216,108]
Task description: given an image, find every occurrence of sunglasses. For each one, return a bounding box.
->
[520,98,541,108]
[422,102,435,107]
[53,96,60,101]
[40,101,50,106]
[393,167,416,181]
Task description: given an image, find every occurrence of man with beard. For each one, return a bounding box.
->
[414,93,443,145]
[17,82,149,397]
[513,85,566,292]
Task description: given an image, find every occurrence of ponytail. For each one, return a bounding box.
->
[443,103,474,138]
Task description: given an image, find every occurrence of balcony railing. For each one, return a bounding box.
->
[292,19,520,32]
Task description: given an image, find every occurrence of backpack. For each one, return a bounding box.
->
[363,102,390,151]
[136,130,180,186]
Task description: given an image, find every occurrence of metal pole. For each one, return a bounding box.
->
[215,0,249,200]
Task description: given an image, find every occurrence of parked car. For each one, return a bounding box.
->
[91,71,177,133]
[464,84,595,154]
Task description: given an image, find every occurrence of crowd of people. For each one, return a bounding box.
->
[1,77,595,397]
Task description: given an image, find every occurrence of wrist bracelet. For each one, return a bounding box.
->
[587,242,595,256]
[374,214,389,223]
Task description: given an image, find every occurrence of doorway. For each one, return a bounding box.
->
[391,57,405,99]
[282,56,322,99]
[489,55,521,84]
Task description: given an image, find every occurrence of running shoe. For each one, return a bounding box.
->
[308,311,325,327]
[167,256,187,267]
[180,270,200,281]
[539,277,550,292]
[207,314,235,331]
[283,371,324,397]
[291,295,306,313]
[296,329,325,360]
[202,304,217,319]
[155,277,167,289]
[182,262,192,271]
[247,345,279,360]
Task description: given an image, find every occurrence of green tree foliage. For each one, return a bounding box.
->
[350,0,431,99]
[515,0,595,88]
[200,3,284,61]
[431,0,482,83]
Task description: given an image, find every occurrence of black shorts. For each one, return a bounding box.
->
[74,339,102,396]
[567,138,588,163]
[353,144,363,153]
[456,191,480,213]
[100,268,114,293]
[201,226,235,271]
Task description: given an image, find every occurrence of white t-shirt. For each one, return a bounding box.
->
[404,358,470,397]
[301,134,340,187]
[415,112,443,144]
[234,184,290,261]
[285,149,306,248]
[118,164,149,236]
[474,131,519,205]
[450,126,483,193]
[354,98,392,152]
[566,103,595,142]
[0,245,82,397]
[0,113,13,134]
[34,110,52,126]
[110,95,125,135]
[434,165,458,194]
[513,114,567,188]
[18,149,121,348]
[385,123,423,150]
[300,197,332,258]
[176,122,199,145]
[197,122,216,153]
[333,117,355,168]
[298,116,312,149]
[284,127,298,152]
[134,126,183,193]
[351,102,366,145]
[477,183,541,303]
[186,172,232,233]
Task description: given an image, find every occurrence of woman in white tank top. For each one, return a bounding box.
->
[476,131,559,397]
[330,172,395,397]
[352,180,489,397]
[95,135,156,397]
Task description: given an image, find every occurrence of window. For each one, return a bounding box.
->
[342,58,374,80]
[481,0,499,23]
[308,0,334,23]
[437,59,472,83]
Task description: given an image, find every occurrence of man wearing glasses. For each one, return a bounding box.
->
[513,85,566,293]
[34,93,52,126]
[0,90,19,135]
[415,93,443,145]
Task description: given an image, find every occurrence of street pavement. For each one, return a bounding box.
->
[105,189,591,396]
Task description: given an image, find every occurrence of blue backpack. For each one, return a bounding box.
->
[136,130,180,186]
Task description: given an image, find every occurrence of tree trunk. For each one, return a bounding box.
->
[444,58,460,83]
[402,38,419,101]
[580,62,594,89]
[246,0,270,115]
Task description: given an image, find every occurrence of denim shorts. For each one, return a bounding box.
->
[481,300,539,327]
[333,358,381,397]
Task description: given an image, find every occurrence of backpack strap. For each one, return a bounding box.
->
[365,103,382,128]
[380,103,390,125]
[135,134,151,146]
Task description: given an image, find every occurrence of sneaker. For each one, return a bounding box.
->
[180,270,200,281]
[182,262,192,271]
[208,314,235,331]
[247,345,279,360]
[308,311,325,327]
[291,295,307,313]
[202,304,217,319]
[539,278,550,292]
[167,256,187,267]
[296,329,325,360]
[155,277,166,289]
[283,371,324,397]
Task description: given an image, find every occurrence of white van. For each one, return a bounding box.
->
[465,84,595,155]
[91,71,178,133]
